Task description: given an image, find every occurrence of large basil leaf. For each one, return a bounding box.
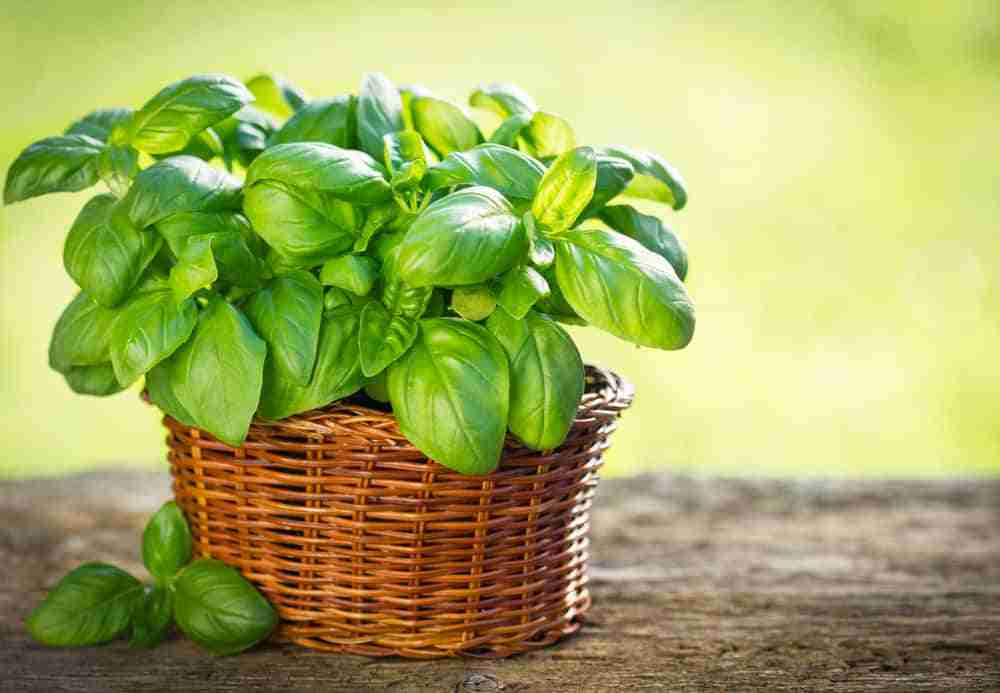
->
[520,111,575,159]
[65,108,133,142]
[4,135,104,204]
[395,186,528,287]
[173,559,277,656]
[486,308,583,450]
[63,194,162,307]
[146,360,196,426]
[243,271,323,386]
[141,500,193,580]
[469,83,537,118]
[120,156,242,229]
[489,114,531,147]
[49,292,119,372]
[578,155,635,220]
[554,228,694,349]
[411,97,482,157]
[423,144,545,200]
[387,318,509,474]
[245,73,308,118]
[109,288,198,386]
[497,265,549,319]
[128,74,253,154]
[258,304,364,419]
[599,204,688,280]
[169,298,267,446]
[320,254,379,296]
[130,584,173,649]
[268,96,356,148]
[63,363,127,396]
[531,147,597,235]
[169,235,218,300]
[358,300,419,377]
[596,145,687,210]
[25,563,143,647]
[357,72,404,160]
[245,142,391,205]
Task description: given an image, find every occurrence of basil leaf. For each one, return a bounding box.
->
[128,74,253,154]
[245,142,391,205]
[486,308,583,450]
[469,83,537,119]
[554,228,694,349]
[96,145,139,198]
[110,289,198,386]
[63,194,162,308]
[146,360,196,426]
[121,156,242,229]
[324,286,352,311]
[354,201,399,252]
[156,212,266,287]
[244,271,323,386]
[214,106,277,167]
[387,318,509,474]
[497,265,549,319]
[451,284,497,321]
[169,297,267,446]
[424,144,545,200]
[4,135,104,204]
[63,362,127,396]
[525,212,555,269]
[142,500,193,580]
[520,111,575,159]
[26,562,143,647]
[268,96,356,148]
[320,254,379,296]
[596,145,687,210]
[173,559,277,656]
[169,235,218,300]
[489,114,531,147]
[49,292,119,372]
[383,130,426,174]
[534,266,585,325]
[258,304,364,419]
[357,72,404,160]
[578,155,635,221]
[395,186,528,287]
[245,73,308,118]
[358,300,419,377]
[411,96,482,157]
[531,146,597,235]
[599,204,688,280]
[130,584,173,649]
[65,108,133,142]
[364,370,390,402]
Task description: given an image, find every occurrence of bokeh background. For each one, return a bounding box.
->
[2,0,998,479]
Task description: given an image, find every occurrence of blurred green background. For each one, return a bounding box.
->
[2,0,998,479]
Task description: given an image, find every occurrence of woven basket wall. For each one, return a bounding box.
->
[165,365,633,658]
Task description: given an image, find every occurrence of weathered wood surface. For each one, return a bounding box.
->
[1,471,997,692]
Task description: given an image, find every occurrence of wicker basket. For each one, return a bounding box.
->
[165,365,633,658]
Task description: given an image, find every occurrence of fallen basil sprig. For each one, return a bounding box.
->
[26,501,276,654]
[6,71,696,475]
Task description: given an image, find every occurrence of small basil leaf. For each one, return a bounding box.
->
[324,286,352,311]
[63,362,127,396]
[599,204,688,280]
[577,155,635,221]
[497,266,549,319]
[489,114,531,147]
[320,254,379,296]
[245,142,391,205]
[142,500,194,579]
[411,96,483,157]
[354,201,400,254]
[158,212,266,288]
[387,318,509,474]
[486,308,583,450]
[173,559,277,656]
[554,227,695,349]
[534,266,585,326]
[110,289,198,386]
[49,292,120,372]
[244,271,323,386]
[469,83,537,119]
[531,146,597,235]
[169,235,218,300]
[399,83,435,130]
[4,135,105,204]
[451,284,497,321]
[596,145,687,210]
[130,583,173,649]
[96,145,139,198]
[150,128,225,163]
[357,72,405,160]
[121,156,242,229]
[26,562,143,647]
[520,111,575,160]
[423,144,545,200]
[358,300,419,377]
[146,360,196,426]
[245,73,308,118]
[65,108,133,142]
[268,96,356,148]
[128,74,253,154]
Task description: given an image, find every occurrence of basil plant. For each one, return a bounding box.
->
[5,72,695,474]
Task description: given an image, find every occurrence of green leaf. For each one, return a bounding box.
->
[169,235,218,300]
[451,284,497,321]
[169,297,267,446]
[398,83,435,131]
[424,144,545,200]
[554,228,695,349]
[142,500,193,580]
[4,135,105,204]
[364,370,390,402]
[497,265,549,319]
[156,212,266,287]
[173,559,277,656]
[357,72,404,160]
[110,289,198,386]
[324,286,352,311]
[146,360,196,426]
[258,304,364,419]
[130,583,173,649]
[215,106,277,167]
[268,96,356,148]
[63,362,127,396]
[387,318,509,474]
[534,266,585,325]
[49,292,119,372]
[599,204,688,280]
[26,562,143,647]
[411,96,482,157]
[358,300,419,377]
[65,108,133,142]
[469,83,537,119]
[489,114,531,147]
[354,201,399,252]
[120,156,242,229]
[520,111,575,159]
[245,73,308,118]
[63,194,162,307]
[128,74,253,154]
[578,155,635,220]
[245,142,391,205]
[320,254,379,296]
[96,145,139,198]
[244,271,323,386]
[383,130,426,173]
[486,308,583,450]
[395,186,528,287]
[596,145,687,210]
[531,146,597,235]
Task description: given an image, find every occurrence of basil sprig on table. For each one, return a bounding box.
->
[6,71,695,474]
[26,501,276,654]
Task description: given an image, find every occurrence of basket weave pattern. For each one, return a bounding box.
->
[166,366,633,658]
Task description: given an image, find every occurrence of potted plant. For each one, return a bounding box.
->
[7,72,694,657]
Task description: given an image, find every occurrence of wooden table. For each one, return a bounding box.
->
[1,471,997,692]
